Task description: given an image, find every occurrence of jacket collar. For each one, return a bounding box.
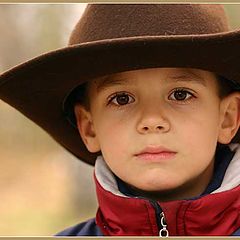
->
[94,144,240,236]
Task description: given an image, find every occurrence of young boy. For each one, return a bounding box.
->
[0,4,240,236]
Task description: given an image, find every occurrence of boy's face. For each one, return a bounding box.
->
[75,68,240,200]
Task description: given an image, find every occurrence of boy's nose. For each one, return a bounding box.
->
[136,110,170,134]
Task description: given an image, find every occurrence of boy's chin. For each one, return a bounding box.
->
[126,182,186,201]
[126,177,203,201]
[132,173,185,192]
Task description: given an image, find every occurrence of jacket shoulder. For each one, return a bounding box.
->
[55,218,103,236]
[232,227,240,236]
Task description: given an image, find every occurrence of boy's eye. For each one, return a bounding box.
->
[168,89,194,101]
[108,92,135,106]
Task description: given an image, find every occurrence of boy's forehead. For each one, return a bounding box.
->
[92,68,215,91]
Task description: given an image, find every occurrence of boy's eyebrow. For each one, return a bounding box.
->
[169,73,207,86]
[95,71,207,92]
[96,76,133,92]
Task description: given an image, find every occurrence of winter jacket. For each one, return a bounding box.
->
[57,144,240,236]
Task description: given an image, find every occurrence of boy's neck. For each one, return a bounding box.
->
[125,160,215,202]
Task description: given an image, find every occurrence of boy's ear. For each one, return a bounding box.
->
[218,92,240,144]
[74,104,100,153]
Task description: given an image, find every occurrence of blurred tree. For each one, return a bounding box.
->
[224,5,240,29]
[0,4,97,236]
[0,5,30,70]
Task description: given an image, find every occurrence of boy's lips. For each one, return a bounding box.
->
[134,146,177,161]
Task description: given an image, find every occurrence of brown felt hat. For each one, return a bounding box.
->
[1,4,240,165]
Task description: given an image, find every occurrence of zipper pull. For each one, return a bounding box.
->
[159,212,169,237]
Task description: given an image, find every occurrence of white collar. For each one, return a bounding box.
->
[213,143,240,193]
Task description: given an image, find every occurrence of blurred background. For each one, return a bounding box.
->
[0,3,240,236]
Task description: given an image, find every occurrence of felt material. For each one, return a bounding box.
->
[69,4,229,44]
[0,4,240,165]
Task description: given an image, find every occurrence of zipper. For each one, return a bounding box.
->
[150,201,169,237]
[159,212,169,237]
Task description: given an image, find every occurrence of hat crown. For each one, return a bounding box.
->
[69,4,230,45]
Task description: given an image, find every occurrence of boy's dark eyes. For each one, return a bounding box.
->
[168,89,194,101]
[107,89,195,107]
[107,92,135,106]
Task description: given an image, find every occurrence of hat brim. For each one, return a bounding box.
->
[1,30,240,165]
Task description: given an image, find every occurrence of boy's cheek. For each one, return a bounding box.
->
[96,125,132,162]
